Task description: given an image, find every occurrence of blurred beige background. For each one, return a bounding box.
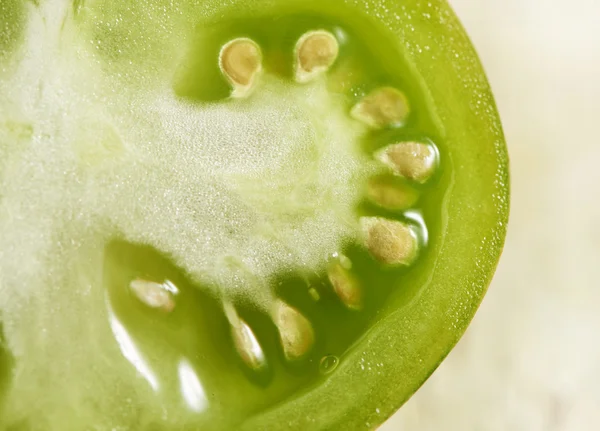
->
[383,0,600,430]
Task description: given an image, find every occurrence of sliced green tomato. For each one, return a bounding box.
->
[0,0,509,430]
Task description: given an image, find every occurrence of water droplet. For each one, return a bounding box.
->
[319,355,339,375]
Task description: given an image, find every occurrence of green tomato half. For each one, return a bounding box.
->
[0,0,508,430]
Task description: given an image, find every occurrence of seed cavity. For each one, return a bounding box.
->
[295,30,339,83]
[219,38,263,98]
[376,142,437,183]
[360,217,418,266]
[351,87,410,129]
[367,175,419,211]
[224,302,267,372]
[327,256,362,311]
[129,279,177,312]
[272,300,315,361]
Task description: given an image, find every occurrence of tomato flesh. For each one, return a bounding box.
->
[0,0,508,430]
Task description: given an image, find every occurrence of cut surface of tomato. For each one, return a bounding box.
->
[0,1,508,430]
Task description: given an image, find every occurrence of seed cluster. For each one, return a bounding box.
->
[129,29,440,375]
